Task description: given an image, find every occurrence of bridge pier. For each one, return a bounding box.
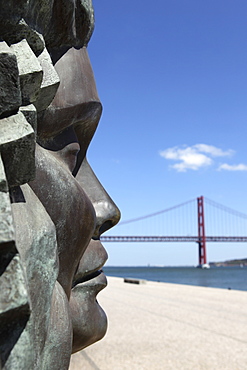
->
[197,196,208,267]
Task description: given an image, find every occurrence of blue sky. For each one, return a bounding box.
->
[87,0,247,266]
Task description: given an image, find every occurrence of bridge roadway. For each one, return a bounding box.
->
[100,235,247,242]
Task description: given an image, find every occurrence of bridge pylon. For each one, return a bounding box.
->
[197,196,207,266]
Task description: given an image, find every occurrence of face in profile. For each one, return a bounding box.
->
[29,46,121,353]
[0,2,120,366]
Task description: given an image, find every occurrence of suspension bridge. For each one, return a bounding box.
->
[101,196,247,267]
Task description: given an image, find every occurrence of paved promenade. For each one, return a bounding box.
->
[69,276,247,370]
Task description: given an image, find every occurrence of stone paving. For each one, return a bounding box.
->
[69,276,247,370]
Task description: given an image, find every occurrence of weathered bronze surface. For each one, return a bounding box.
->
[0,1,120,369]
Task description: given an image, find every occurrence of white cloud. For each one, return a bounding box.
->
[159,144,234,172]
[218,163,247,171]
[194,144,233,157]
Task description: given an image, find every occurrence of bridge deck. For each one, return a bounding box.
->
[101,236,247,242]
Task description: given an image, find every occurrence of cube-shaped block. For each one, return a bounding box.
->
[10,39,43,105]
[0,254,30,366]
[0,42,21,118]
[35,47,60,112]
[20,104,37,136]
[0,163,14,245]
[0,111,35,186]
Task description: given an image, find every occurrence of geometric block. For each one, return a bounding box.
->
[0,157,15,251]
[19,104,37,136]
[0,18,45,57]
[0,254,29,314]
[34,48,60,112]
[0,1,27,25]
[0,190,15,248]
[0,154,8,193]
[0,155,29,367]
[0,254,30,368]
[0,42,21,118]
[0,111,35,186]
[10,39,43,105]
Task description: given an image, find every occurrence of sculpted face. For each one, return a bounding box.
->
[30,46,120,353]
[0,1,120,367]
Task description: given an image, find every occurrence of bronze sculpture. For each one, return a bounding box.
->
[0,1,120,369]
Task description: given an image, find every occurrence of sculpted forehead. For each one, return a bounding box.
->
[0,0,95,51]
[38,47,101,141]
[0,0,98,144]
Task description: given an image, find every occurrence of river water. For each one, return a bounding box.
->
[103,266,247,291]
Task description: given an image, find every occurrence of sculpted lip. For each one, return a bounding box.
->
[72,269,103,287]
[72,239,108,289]
[72,270,107,295]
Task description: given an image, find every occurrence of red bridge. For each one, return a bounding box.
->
[101,196,247,267]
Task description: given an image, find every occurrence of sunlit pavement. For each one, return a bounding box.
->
[69,276,247,370]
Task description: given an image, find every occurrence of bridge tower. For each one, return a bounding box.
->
[197,196,207,266]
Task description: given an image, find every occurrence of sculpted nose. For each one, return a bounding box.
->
[93,199,120,237]
[75,158,121,238]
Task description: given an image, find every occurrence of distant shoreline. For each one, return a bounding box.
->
[103,265,247,291]
[104,262,247,268]
[209,257,247,267]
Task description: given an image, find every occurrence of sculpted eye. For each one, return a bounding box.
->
[38,126,81,173]
[64,144,80,173]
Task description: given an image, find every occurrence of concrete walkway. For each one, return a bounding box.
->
[69,276,247,370]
